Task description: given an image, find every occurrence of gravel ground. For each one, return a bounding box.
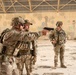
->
[1,40,76,75]
[29,40,76,75]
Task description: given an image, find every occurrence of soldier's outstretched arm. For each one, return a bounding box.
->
[19,28,50,42]
[26,29,48,40]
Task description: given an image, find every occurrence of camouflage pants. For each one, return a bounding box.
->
[54,44,65,67]
[0,55,19,75]
[16,54,32,75]
[31,50,37,65]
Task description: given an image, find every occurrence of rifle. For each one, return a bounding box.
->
[43,27,54,31]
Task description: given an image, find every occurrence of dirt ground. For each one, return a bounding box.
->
[24,40,76,75]
[0,39,76,75]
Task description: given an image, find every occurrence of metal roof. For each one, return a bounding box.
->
[0,0,76,13]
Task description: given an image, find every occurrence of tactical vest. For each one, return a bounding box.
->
[17,42,31,56]
[52,29,66,45]
[1,29,21,56]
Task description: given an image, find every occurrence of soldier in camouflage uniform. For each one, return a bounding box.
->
[17,19,42,75]
[17,20,47,75]
[0,16,29,75]
[24,20,37,65]
[16,20,33,75]
[49,21,67,68]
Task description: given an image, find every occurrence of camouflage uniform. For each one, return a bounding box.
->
[0,16,28,75]
[49,21,67,68]
[17,31,41,75]
[15,20,32,75]
[31,40,37,65]
[17,20,40,75]
[16,41,32,75]
[15,19,43,75]
[0,28,23,75]
[23,20,37,65]
[28,32,41,66]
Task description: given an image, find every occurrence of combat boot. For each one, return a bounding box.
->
[60,56,67,68]
[27,73,30,75]
[61,64,67,68]
[55,64,57,68]
[53,62,58,69]
[60,59,67,68]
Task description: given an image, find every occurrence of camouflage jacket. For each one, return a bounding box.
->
[2,28,27,55]
[3,28,41,55]
[16,31,41,56]
[49,28,66,45]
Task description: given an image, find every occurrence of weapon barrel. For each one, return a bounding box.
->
[43,27,54,31]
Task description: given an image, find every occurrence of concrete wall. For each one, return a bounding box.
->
[0,12,76,39]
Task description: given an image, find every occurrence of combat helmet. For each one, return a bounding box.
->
[56,21,63,27]
[11,16,25,26]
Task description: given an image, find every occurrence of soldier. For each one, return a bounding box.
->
[16,20,33,75]
[24,20,37,65]
[17,20,47,75]
[23,20,48,65]
[49,21,67,68]
[0,16,27,75]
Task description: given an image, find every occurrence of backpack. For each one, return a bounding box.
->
[0,28,10,43]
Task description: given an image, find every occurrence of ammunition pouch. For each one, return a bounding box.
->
[30,50,35,56]
[1,55,6,62]
[52,40,64,47]
[0,46,7,62]
[17,49,29,56]
[2,46,7,54]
